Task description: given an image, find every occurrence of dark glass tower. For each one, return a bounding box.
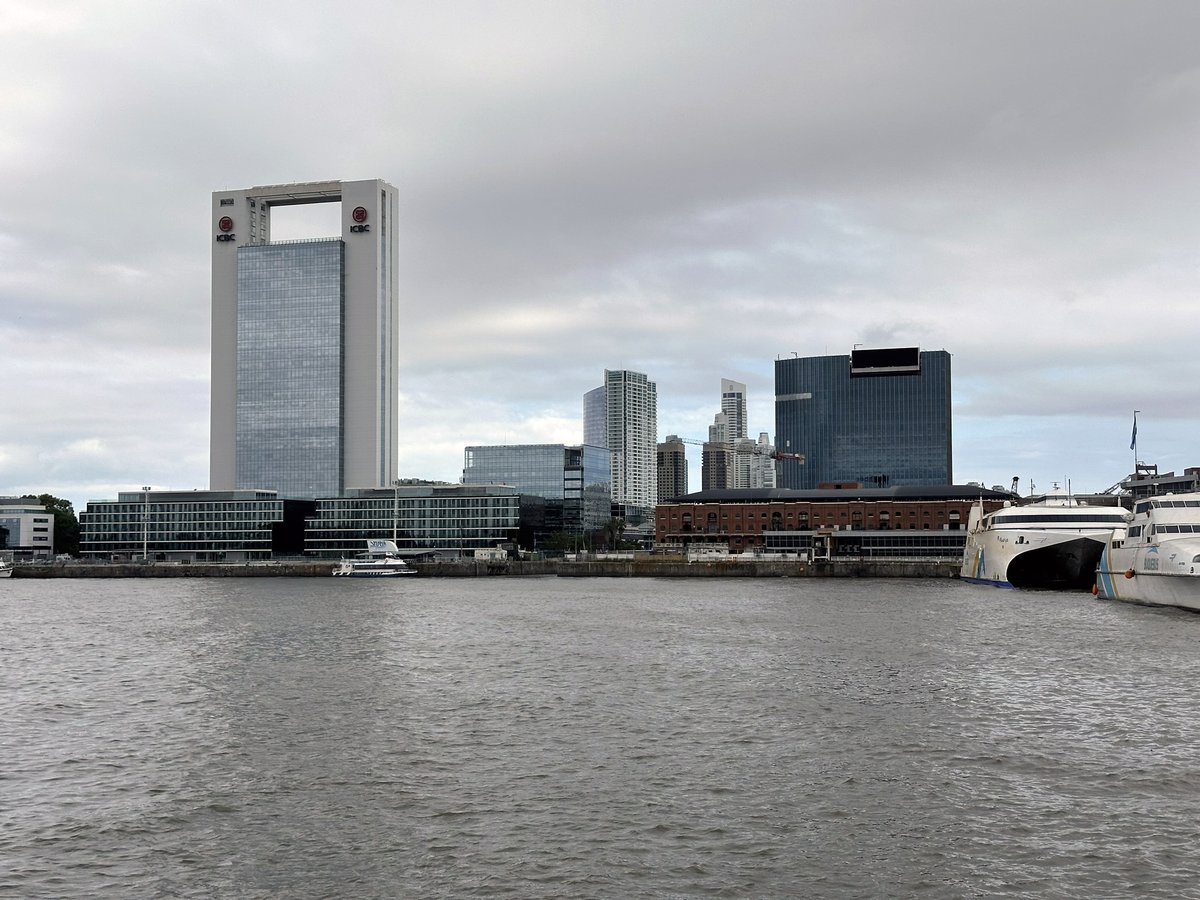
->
[774,348,952,489]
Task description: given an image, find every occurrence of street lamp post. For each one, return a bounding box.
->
[392,479,402,543]
[142,486,152,561]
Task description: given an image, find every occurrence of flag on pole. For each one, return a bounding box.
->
[1130,412,1138,451]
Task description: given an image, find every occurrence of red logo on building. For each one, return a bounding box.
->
[218,216,234,232]
[352,206,368,223]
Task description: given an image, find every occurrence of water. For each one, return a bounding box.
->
[4,576,1200,899]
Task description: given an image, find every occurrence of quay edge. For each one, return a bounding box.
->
[11,559,962,578]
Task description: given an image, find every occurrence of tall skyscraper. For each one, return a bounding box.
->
[657,435,688,501]
[704,377,749,489]
[774,347,952,489]
[210,179,398,499]
[719,378,748,443]
[583,386,607,448]
[584,370,658,515]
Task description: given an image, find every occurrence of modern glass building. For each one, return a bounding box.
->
[303,483,520,557]
[211,179,398,499]
[462,444,611,542]
[79,490,313,562]
[774,347,952,489]
[236,240,344,499]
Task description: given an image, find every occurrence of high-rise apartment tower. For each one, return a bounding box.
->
[210,179,398,499]
[657,435,688,501]
[584,370,658,515]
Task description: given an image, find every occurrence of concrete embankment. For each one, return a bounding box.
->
[12,561,337,578]
[417,558,962,578]
[12,558,961,578]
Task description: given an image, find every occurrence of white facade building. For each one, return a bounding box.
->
[586,370,658,514]
[704,378,750,489]
[0,498,54,558]
[733,433,778,490]
[210,179,398,499]
[720,379,748,443]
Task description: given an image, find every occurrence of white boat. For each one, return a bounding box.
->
[0,561,12,578]
[960,492,1128,590]
[332,539,417,577]
[1095,492,1200,611]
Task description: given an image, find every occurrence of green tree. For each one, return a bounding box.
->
[24,494,79,557]
[543,531,584,554]
[601,517,626,550]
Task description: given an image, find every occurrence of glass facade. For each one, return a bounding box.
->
[79,491,310,561]
[236,240,344,499]
[462,445,611,540]
[774,350,952,489]
[304,485,521,557]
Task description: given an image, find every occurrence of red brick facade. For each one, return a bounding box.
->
[656,496,1009,552]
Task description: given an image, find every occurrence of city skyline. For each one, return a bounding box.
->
[3,2,1199,513]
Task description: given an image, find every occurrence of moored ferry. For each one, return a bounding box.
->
[960,492,1127,590]
[1094,493,1200,612]
[333,539,417,577]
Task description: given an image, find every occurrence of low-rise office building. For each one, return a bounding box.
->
[0,497,55,559]
[462,444,611,548]
[304,482,521,558]
[79,490,312,561]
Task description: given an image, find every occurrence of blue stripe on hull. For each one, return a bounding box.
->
[959,575,1015,589]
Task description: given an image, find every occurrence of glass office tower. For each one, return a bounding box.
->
[774,347,952,489]
[236,240,344,499]
[210,179,398,500]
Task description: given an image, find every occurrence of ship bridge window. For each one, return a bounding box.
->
[1128,526,1142,538]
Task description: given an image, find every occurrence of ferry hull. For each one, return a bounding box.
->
[1095,542,1200,612]
[962,533,1107,591]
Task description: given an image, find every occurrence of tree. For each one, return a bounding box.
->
[601,517,626,550]
[24,494,79,557]
[543,531,584,554]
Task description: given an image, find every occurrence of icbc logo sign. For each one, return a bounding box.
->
[350,206,370,233]
[215,216,235,242]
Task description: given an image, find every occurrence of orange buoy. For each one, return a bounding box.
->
[1091,584,1099,595]
[1124,569,1135,579]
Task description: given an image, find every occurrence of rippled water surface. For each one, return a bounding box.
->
[5,576,1200,898]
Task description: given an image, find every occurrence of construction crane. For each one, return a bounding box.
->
[672,436,804,464]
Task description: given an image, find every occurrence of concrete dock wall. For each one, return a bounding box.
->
[12,558,961,579]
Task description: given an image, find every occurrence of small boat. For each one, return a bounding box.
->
[1095,492,1200,612]
[960,490,1127,590]
[332,539,417,577]
[0,561,12,579]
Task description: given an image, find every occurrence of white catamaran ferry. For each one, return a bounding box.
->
[960,492,1128,590]
[1094,493,1200,612]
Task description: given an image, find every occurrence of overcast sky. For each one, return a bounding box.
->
[3,1,1199,511]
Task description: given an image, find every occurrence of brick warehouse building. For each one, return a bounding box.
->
[656,485,1014,557]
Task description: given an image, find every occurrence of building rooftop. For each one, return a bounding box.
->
[665,485,1015,503]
